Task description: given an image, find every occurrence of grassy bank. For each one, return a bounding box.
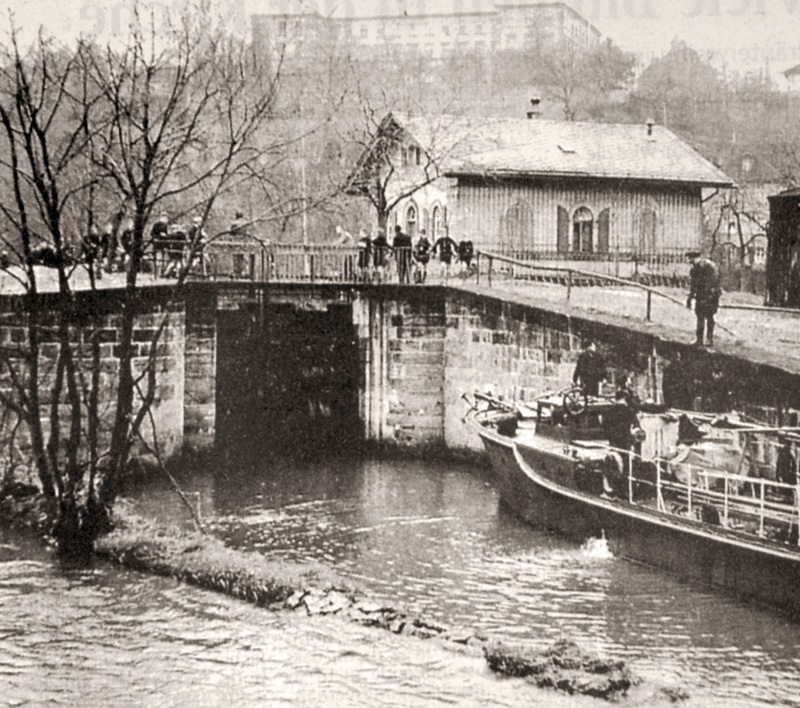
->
[95,507,638,701]
[94,510,347,607]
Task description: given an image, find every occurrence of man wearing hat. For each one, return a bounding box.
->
[686,251,721,347]
[393,224,413,284]
[573,338,606,399]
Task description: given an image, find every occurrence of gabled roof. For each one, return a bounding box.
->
[390,113,733,188]
[769,187,800,201]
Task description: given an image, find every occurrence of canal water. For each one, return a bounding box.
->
[3,452,800,707]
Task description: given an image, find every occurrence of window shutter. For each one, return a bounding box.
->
[598,209,610,254]
[557,206,569,253]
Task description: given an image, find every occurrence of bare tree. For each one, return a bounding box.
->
[342,69,464,232]
[0,4,314,558]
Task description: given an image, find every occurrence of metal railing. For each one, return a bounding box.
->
[198,242,439,285]
[183,242,798,321]
[489,247,692,284]
[474,250,712,327]
[648,452,800,545]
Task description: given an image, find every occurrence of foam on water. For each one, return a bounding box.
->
[580,531,614,559]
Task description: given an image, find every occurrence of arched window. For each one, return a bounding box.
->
[405,203,418,238]
[431,204,443,240]
[637,207,658,254]
[504,199,534,253]
[572,207,593,253]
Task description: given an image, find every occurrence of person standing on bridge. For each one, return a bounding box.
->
[357,229,372,282]
[150,213,169,276]
[432,232,458,282]
[413,229,431,283]
[372,227,391,284]
[334,225,355,282]
[188,216,209,276]
[393,225,413,284]
[686,251,721,347]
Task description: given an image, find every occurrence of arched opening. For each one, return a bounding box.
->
[504,199,534,254]
[572,207,593,253]
[405,202,418,238]
[431,204,443,240]
[637,207,658,255]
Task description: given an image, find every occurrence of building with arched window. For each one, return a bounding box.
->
[350,112,732,268]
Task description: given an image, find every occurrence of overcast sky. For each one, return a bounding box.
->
[5,0,799,80]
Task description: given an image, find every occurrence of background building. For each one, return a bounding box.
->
[252,2,600,63]
[352,112,732,272]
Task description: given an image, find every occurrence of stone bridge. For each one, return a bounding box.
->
[2,281,798,465]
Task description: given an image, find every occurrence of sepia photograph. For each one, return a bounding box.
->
[1,1,800,706]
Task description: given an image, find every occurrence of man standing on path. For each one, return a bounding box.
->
[686,251,721,347]
[393,224,413,284]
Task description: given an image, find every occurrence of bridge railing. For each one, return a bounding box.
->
[474,250,696,326]
[189,242,795,323]
[199,242,420,284]
[475,248,691,285]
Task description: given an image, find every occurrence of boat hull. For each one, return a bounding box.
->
[477,423,800,618]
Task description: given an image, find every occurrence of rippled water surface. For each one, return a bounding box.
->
[4,453,800,707]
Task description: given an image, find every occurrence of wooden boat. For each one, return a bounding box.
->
[467,389,800,617]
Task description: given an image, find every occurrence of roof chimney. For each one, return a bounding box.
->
[527,96,541,119]
[646,118,655,136]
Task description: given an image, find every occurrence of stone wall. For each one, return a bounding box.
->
[349,287,800,454]
[0,288,185,481]
[354,289,446,450]
[6,282,798,475]
[184,288,217,449]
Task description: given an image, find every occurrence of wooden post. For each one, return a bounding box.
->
[723,475,729,528]
[567,270,573,302]
[656,459,664,512]
[646,290,652,321]
[687,468,693,517]
[759,481,766,537]
[488,256,493,287]
[796,479,800,547]
[628,451,633,504]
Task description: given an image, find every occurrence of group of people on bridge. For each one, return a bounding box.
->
[78,212,209,279]
[338,225,474,284]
